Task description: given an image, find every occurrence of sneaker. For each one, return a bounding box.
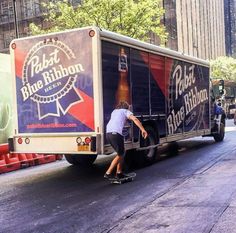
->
[104,173,113,179]
[116,173,129,179]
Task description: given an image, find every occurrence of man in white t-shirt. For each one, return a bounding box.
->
[104,101,148,180]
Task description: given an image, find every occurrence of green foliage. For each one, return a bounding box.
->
[210,56,236,81]
[30,0,167,45]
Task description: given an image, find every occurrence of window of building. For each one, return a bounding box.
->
[22,0,41,18]
[0,1,13,23]
[163,0,177,50]
[3,31,15,49]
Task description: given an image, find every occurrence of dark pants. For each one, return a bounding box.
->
[106,132,125,157]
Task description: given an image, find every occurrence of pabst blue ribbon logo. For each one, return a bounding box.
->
[21,38,83,119]
[167,64,209,134]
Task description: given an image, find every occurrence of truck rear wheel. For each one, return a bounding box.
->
[65,154,97,166]
[134,126,158,167]
[213,123,225,142]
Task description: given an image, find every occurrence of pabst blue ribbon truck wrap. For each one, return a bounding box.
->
[9,27,225,166]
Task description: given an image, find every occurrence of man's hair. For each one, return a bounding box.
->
[116,101,129,109]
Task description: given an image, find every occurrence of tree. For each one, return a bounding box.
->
[30,0,167,45]
[210,56,236,81]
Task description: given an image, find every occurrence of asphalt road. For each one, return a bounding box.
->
[0,120,236,233]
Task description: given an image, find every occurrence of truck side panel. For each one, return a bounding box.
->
[102,41,167,142]
[102,42,135,143]
[102,40,210,148]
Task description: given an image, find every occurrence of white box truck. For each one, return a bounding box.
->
[9,27,225,166]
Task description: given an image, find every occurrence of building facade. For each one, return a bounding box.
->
[0,0,228,60]
[162,0,178,51]
[163,0,226,60]
[224,0,236,58]
[0,0,43,53]
[0,0,80,53]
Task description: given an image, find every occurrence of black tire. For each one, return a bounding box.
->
[65,154,97,166]
[65,154,79,165]
[213,123,225,142]
[134,126,158,167]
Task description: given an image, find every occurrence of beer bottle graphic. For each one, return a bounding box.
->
[116,48,130,105]
[116,48,132,141]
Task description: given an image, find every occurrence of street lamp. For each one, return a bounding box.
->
[12,0,19,38]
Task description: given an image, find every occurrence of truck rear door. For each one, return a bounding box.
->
[10,28,99,154]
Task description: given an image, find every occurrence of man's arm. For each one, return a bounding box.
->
[128,115,148,139]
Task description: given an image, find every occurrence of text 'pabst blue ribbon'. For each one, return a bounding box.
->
[21,39,84,119]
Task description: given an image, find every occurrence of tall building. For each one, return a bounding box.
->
[0,0,80,54]
[224,0,236,58]
[0,0,44,53]
[162,0,178,51]
[163,0,226,60]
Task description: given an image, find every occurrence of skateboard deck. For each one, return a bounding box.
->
[110,172,136,184]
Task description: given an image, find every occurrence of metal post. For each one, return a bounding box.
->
[12,0,19,38]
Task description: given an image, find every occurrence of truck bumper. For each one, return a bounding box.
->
[9,135,99,154]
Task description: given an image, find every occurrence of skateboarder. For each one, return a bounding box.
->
[104,101,148,180]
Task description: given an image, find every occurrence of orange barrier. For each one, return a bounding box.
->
[0,154,8,174]
[33,154,56,165]
[17,153,30,168]
[44,154,56,163]
[33,154,45,165]
[4,153,21,172]
[56,154,63,160]
[0,143,63,174]
[0,144,9,154]
[25,153,35,166]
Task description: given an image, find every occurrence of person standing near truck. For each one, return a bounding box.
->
[104,101,148,179]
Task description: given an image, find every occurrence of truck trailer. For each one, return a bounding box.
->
[9,27,225,166]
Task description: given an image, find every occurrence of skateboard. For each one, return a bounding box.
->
[110,172,136,184]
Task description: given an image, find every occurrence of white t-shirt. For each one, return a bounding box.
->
[106,109,133,135]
